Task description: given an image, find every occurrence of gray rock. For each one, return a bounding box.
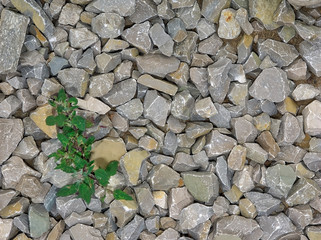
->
[48,56,69,76]
[284,58,308,81]
[191,53,214,67]
[176,2,201,29]
[13,213,29,234]
[69,224,103,240]
[147,164,180,191]
[276,145,306,164]
[195,97,217,118]
[109,198,138,228]
[129,0,157,24]
[137,74,178,96]
[156,228,179,240]
[182,171,219,204]
[143,90,171,127]
[287,205,313,230]
[209,103,231,128]
[163,131,178,156]
[229,64,246,83]
[92,13,124,38]
[89,73,114,98]
[145,216,159,233]
[205,130,237,159]
[168,187,194,220]
[0,218,17,240]
[137,54,180,78]
[171,90,195,121]
[13,136,39,160]
[56,195,86,219]
[58,3,82,25]
[120,215,145,240]
[249,67,290,103]
[216,156,231,191]
[166,62,190,87]
[218,8,241,39]
[179,203,214,230]
[273,0,295,25]
[287,0,321,7]
[149,23,174,56]
[157,0,175,20]
[122,21,152,54]
[86,0,135,16]
[167,18,187,43]
[201,0,231,23]
[24,35,40,51]
[185,122,213,139]
[208,58,232,103]
[233,165,255,192]
[292,84,320,101]
[189,67,209,97]
[214,215,263,240]
[0,10,29,74]
[172,152,198,172]
[173,31,198,64]
[245,192,282,216]
[299,41,321,77]
[228,82,249,106]
[302,100,321,136]
[277,113,301,146]
[237,34,253,64]
[278,25,296,43]
[110,111,129,132]
[257,213,297,240]
[0,119,24,164]
[258,39,299,67]
[69,28,98,50]
[303,152,321,172]
[57,68,89,97]
[134,183,155,216]
[0,190,16,212]
[95,52,121,73]
[231,117,257,144]
[101,78,137,107]
[29,204,50,238]
[77,49,96,74]
[244,142,268,164]
[114,60,133,82]
[243,52,261,73]
[198,33,223,56]
[310,137,321,153]
[236,8,253,35]
[19,63,50,80]
[0,95,22,118]
[116,99,143,120]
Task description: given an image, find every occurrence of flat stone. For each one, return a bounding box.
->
[231,117,257,144]
[47,220,65,240]
[156,228,179,240]
[147,164,180,191]
[134,183,155,216]
[58,3,82,25]
[191,53,214,68]
[292,84,320,101]
[145,216,159,234]
[185,122,213,139]
[89,73,114,98]
[299,41,321,77]
[163,131,178,156]
[244,143,268,164]
[29,204,50,238]
[77,49,96,74]
[196,18,216,40]
[115,99,143,120]
[0,190,16,212]
[137,54,180,78]
[303,152,321,172]
[205,130,237,159]
[277,112,301,146]
[233,165,255,192]
[149,23,174,57]
[0,10,29,74]
[179,203,214,230]
[236,8,253,35]
[77,94,110,115]
[198,33,223,56]
[138,135,158,151]
[13,136,39,160]
[172,152,198,172]
[122,21,152,53]
[249,67,290,103]
[92,13,124,38]
[253,113,271,131]
[216,156,231,191]
[173,31,198,64]
[171,90,195,121]
[258,39,299,67]
[114,60,133,83]
[224,185,243,204]
[168,187,194,220]
[65,211,93,227]
[0,197,29,219]
[176,2,201,29]
[208,58,232,104]
[119,215,145,240]
[257,131,280,159]
[0,119,24,164]
[95,52,121,73]
[214,215,263,240]
[276,145,306,164]
[245,191,282,216]
[257,213,296,240]
[0,218,17,240]
[189,67,209,97]
[13,214,29,234]
[237,34,253,64]
[278,25,296,43]
[101,78,137,107]
[284,58,308,81]
[57,68,88,97]
[243,52,261,73]
[182,171,219,204]
[69,224,103,240]
[153,191,168,209]
[218,8,241,39]
[69,28,98,50]
[102,39,129,53]
[110,198,138,228]
[201,0,231,23]
[138,74,178,96]
[287,205,313,230]
[306,226,321,240]
[303,100,321,136]
[273,0,295,25]
[310,137,321,153]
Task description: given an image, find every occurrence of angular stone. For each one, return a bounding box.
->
[273,0,295,25]
[244,143,268,164]
[0,197,29,219]
[278,25,296,43]
[303,100,321,136]
[303,152,321,172]
[253,113,271,131]
[205,130,237,159]
[77,95,110,115]
[258,39,299,67]
[56,196,86,219]
[29,204,50,238]
[277,112,301,146]
[243,52,261,73]
[179,203,214,230]
[227,145,246,171]
[86,0,135,16]
[306,226,321,240]
[310,137,321,153]
[299,41,321,77]
[214,215,263,240]
[0,10,29,74]
[233,165,255,192]
[173,31,198,64]
[137,74,178,96]
[69,224,103,240]
[236,8,253,35]
[166,62,190,87]
[114,60,133,83]
[0,119,24,164]
[95,52,121,73]
[157,0,175,20]
[47,220,65,240]
[156,228,179,240]
[218,8,241,39]
[196,18,216,40]
[13,213,29,234]
[176,2,201,29]
[239,198,257,219]
[189,67,209,97]
[138,135,158,151]
[149,23,174,57]
[208,58,232,103]
[102,39,129,53]
[237,34,253,64]
[122,22,152,53]
[153,191,168,209]
[13,136,39,160]
[119,215,145,240]
[209,103,231,128]
[147,164,180,191]
[145,216,159,234]
[231,117,257,144]
[115,99,143,120]
[194,97,217,119]
[0,190,16,212]
[224,185,243,204]
[0,218,17,240]
[58,3,82,25]
[284,59,308,81]
[185,122,213,139]
[276,145,306,164]
[249,67,290,103]
[162,131,178,156]
[198,34,223,56]
[134,183,155,216]
[191,53,214,68]
[65,211,93,227]
[227,82,248,106]
[137,54,180,78]
[287,205,313,230]
[171,90,195,121]
[69,28,98,50]
[292,84,320,101]
[216,156,231,191]
[92,13,124,38]
[172,152,198,172]
[110,198,138,228]
[57,68,88,97]
[201,0,231,23]
[101,78,137,107]
[167,18,187,43]
[257,131,280,159]
[77,49,96,74]
[182,171,219,204]
[89,73,114,98]
[0,95,21,118]
[257,213,296,240]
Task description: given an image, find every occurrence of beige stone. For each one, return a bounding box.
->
[47,220,65,240]
[256,131,280,159]
[137,74,178,96]
[228,145,247,171]
[239,198,257,218]
[224,185,243,204]
[0,197,29,218]
[13,233,32,240]
[153,191,168,209]
[106,232,119,240]
[90,137,127,170]
[77,94,111,114]
[30,104,57,138]
[92,213,107,228]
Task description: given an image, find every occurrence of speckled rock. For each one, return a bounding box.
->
[218,8,241,39]
[302,100,321,136]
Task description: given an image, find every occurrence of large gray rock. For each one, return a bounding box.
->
[244,192,282,216]
[249,67,290,103]
[56,195,86,219]
[277,113,301,146]
[0,9,29,74]
[86,0,136,16]
[92,13,124,38]
[302,100,321,136]
[109,199,138,228]
[299,41,321,77]
[0,119,24,164]
[29,204,50,238]
[149,23,174,56]
[57,68,89,97]
[147,164,180,191]
[176,2,201,29]
[13,136,39,160]
[69,28,98,50]
[201,0,231,23]
[205,130,237,159]
[168,187,194,220]
[179,203,214,230]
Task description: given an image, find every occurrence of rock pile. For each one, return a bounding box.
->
[1,0,321,239]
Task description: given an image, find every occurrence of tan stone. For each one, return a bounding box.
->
[153,191,168,209]
[228,145,247,171]
[138,135,158,151]
[13,233,32,240]
[93,213,107,228]
[90,137,127,170]
[284,97,298,115]
[239,198,257,219]
[137,74,178,96]
[307,226,321,240]
[120,148,150,185]
[256,131,280,159]
[224,185,243,204]
[77,94,111,114]
[290,163,315,179]
[0,197,29,218]
[106,232,119,240]
[30,104,57,138]
[47,220,65,240]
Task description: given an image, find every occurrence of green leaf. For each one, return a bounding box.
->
[57,183,78,197]
[74,155,87,170]
[86,136,95,145]
[57,133,69,147]
[63,126,76,137]
[94,168,110,186]
[48,99,56,107]
[55,160,76,173]
[57,105,65,114]
[72,116,86,131]
[45,116,56,126]
[78,183,92,204]
[105,161,119,177]
[56,114,67,127]
[113,189,133,200]
[86,120,93,128]
[77,135,86,145]
[68,97,78,105]
[57,89,67,102]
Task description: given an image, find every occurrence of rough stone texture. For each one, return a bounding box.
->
[218,8,241,39]
[138,74,178,96]
[109,199,138,228]
[69,224,103,240]
[205,130,237,159]
[92,13,124,39]
[69,28,98,50]
[56,196,86,219]
[302,100,321,136]
[245,192,282,216]
[201,0,231,23]
[28,204,50,238]
[171,90,195,121]
[299,41,321,77]
[119,215,145,240]
[57,68,89,97]
[168,187,194,220]
[292,84,320,101]
[147,164,180,191]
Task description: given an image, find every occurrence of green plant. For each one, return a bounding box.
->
[45,89,133,204]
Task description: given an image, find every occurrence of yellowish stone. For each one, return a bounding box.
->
[224,185,243,204]
[137,74,178,96]
[120,148,150,185]
[239,198,257,219]
[80,11,96,25]
[296,133,311,150]
[13,233,31,240]
[0,198,29,218]
[30,104,57,138]
[307,226,321,240]
[153,191,168,209]
[90,137,127,170]
[47,220,65,240]
[284,97,298,115]
[106,232,119,240]
[291,163,315,179]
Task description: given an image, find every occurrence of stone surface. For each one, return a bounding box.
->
[179,203,214,230]
[302,100,321,136]
[69,28,98,50]
[56,196,86,219]
[110,198,138,228]
[201,0,231,23]
[58,3,82,26]
[147,164,180,191]
[119,215,145,240]
[218,8,241,39]
[171,90,195,121]
[57,68,89,97]
[92,13,124,38]
[29,204,50,238]
[138,74,178,96]
[245,191,281,216]
[299,41,321,77]
[69,224,103,240]
[292,84,320,101]
[205,130,237,159]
